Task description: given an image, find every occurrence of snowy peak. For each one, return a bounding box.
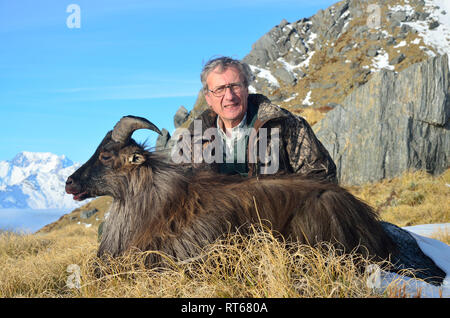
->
[0,152,82,210]
[11,151,73,170]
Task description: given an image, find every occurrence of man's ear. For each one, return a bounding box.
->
[128,153,146,165]
[204,91,213,108]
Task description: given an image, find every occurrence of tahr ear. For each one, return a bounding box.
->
[128,153,146,165]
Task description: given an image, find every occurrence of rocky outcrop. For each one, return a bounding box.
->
[315,54,450,185]
[155,128,170,151]
[174,106,189,129]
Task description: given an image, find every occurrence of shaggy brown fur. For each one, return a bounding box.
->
[66,116,397,268]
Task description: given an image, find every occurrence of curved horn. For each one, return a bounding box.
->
[111,115,162,144]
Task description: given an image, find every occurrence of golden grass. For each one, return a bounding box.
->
[0,225,97,297]
[0,224,392,298]
[347,169,450,227]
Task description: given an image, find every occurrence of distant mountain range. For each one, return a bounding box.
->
[0,152,83,210]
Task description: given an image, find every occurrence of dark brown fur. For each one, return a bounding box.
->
[95,152,396,266]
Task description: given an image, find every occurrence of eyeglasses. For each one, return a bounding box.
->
[208,82,244,97]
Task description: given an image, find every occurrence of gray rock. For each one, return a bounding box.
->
[250,25,290,63]
[279,18,289,29]
[243,49,270,67]
[366,48,378,57]
[340,44,353,54]
[326,102,341,109]
[80,208,98,219]
[315,55,450,185]
[273,67,296,86]
[400,24,412,34]
[174,106,189,128]
[322,82,337,89]
[386,37,397,46]
[389,53,406,65]
[368,32,381,41]
[350,61,360,69]
[391,11,408,23]
[309,82,322,89]
[155,128,171,150]
[354,25,368,39]
[389,20,401,30]
[429,20,440,30]
[295,69,306,78]
[418,11,430,20]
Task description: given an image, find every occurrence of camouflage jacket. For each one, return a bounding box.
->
[183,94,337,183]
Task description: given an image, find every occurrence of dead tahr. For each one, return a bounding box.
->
[65,115,445,285]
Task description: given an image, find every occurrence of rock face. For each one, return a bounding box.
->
[315,54,449,185]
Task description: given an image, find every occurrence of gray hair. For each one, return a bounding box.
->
[200,56,254,94]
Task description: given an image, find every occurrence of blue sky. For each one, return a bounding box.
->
[0,0,335,163]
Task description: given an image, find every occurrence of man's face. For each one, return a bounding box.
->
[204,66,249,129]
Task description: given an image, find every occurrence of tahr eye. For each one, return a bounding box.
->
[99,153,112,161]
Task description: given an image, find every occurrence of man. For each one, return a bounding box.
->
[176,56,337,183]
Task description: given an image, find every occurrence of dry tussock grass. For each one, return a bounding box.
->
[347,169,450,228]
[0,224,393,298]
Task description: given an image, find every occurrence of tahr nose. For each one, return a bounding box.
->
[66,177,73,185]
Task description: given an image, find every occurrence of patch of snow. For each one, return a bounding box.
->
[395,0,450,68]
[394,40,407,48]
[381,30,391,38]
[299,51,315,70]
[277,57,300,79]
[249,65,280,88]
[306,32,317,46]
[284,93,298,102]
[371,49,395,72]
[342,21,350,33]
[367,224,450,298]
[403,223,450,237]
[302,90,313,106]
[248,85,257,94]
[389,4,415,16]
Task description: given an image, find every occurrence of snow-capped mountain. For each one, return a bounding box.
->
[0,152,83,210]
